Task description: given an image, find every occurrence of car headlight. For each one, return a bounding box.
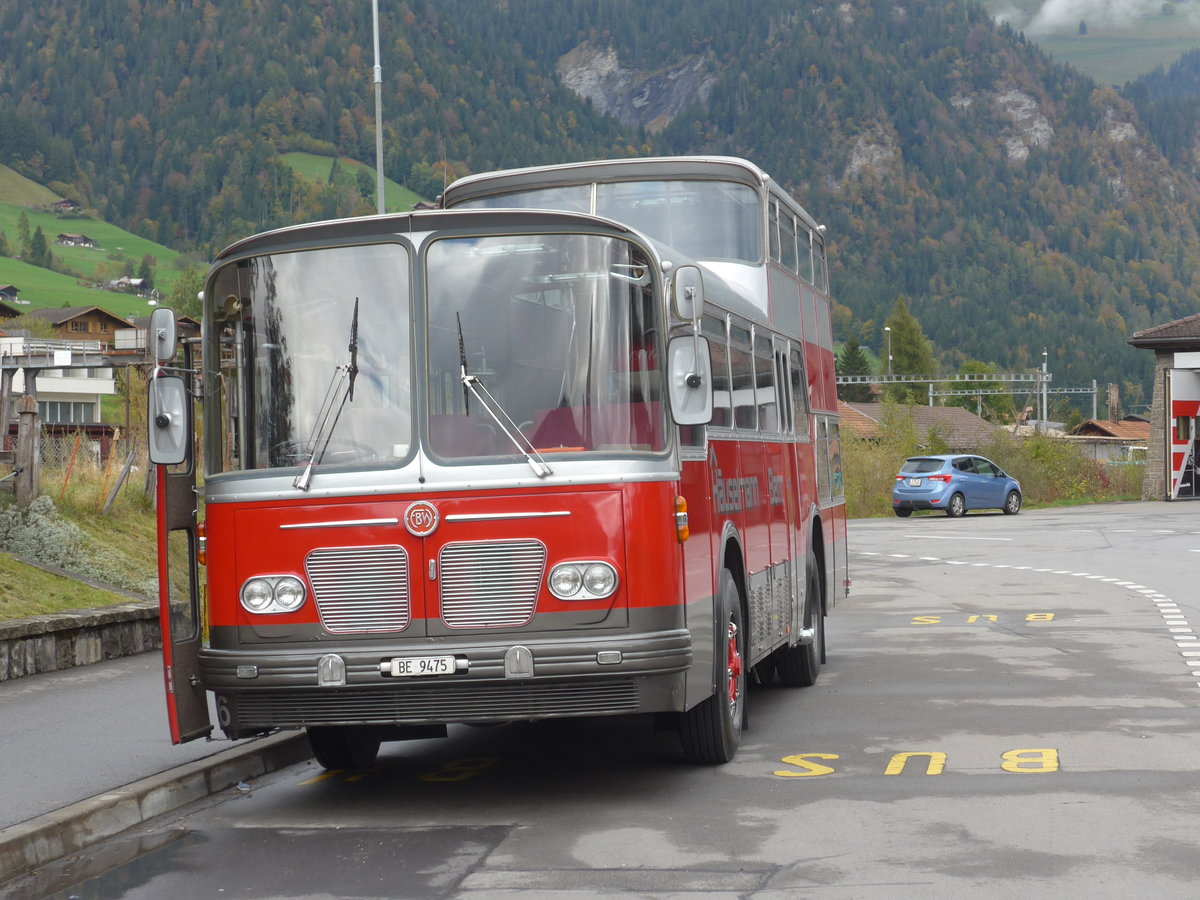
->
[240,575,308,614]
[548,561,618,601]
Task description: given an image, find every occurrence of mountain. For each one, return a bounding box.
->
[2,0,1198,411]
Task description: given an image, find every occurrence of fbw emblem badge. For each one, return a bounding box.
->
[403,501,439,537]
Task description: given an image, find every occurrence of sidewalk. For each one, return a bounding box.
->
[0,653,310,883]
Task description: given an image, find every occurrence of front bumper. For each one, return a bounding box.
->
[203,628,693,735]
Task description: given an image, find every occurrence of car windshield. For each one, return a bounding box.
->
[900,458,945,475]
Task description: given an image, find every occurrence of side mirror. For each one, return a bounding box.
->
[667,335,713,426]
[672,266,704,322]
[149,306,177,363]
[148,373,190,465]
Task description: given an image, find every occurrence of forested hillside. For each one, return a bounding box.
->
[3,0,1199,408]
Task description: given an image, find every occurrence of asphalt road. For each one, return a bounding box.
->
[8,501,1200,898]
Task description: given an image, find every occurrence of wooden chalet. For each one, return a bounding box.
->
[56,233,96,248]
[27,306,132,342]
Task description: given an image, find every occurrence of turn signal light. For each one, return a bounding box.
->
[675,495,690,542]
[196,519,207,567]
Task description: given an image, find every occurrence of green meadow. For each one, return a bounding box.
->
[281,152,427,211]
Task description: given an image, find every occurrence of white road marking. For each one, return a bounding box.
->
[855,549,1200,690]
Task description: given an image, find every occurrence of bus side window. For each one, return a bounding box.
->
[703,314,732,428]
[730,323,756,431]
[814,234,827,293]
[790,347,810,438]
[797,226,814,285]
[780,214,797,274]
[754,331,777,432]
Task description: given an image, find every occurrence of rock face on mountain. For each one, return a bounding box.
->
[556,43,717,132]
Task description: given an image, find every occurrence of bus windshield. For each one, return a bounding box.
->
[425,233,667,459]
[204,243,413,475]
[203,232,667,476]
[458,180,762,264]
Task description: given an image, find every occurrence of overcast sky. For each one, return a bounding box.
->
[994,0,1200,33]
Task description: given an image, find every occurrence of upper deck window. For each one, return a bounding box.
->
[455,179,763,265]
[594,180,761,264]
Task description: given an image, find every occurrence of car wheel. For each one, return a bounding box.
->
[946,492,966,518]
[1003,491,1021,514]
[307,726,381,770]
[679,568,745,764]
[894,508,913,517]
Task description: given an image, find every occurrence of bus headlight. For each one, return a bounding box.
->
[273,577,306,611]
[241,578,274,612]
[548,562,618,601]
[240,575,308,614]
[583,564,617,596]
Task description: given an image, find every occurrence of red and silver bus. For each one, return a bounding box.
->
[149,155,847,769]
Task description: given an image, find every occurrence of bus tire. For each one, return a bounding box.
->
[307,726,381,770]
[679,569,745,764]
[777,554,823,687]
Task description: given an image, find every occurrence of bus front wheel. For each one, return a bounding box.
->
[679,568,745,764]
[307,726,381,770]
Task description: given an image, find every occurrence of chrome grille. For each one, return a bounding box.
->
[306,545,410,634]
[439,540,545,628]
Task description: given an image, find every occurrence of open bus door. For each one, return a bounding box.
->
[148,307,212,744]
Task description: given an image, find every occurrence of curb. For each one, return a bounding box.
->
[0,731,312,884]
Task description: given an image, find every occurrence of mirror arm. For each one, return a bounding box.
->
[687,286,703,389]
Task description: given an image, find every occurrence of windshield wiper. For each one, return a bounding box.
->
[294,298,359,490]
[457,313,552,478]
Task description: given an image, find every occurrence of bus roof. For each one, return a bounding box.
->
[212,207,640,262]
[439,156,823,235]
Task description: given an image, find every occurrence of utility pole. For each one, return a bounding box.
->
[372,0,385,215]
[1041,348,1049,429]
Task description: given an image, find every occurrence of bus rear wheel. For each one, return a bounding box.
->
[307,726,381,770]
[679,569,745,764]
[777,554,823,687]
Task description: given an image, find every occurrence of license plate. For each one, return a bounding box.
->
[388,656,456,677]
[908,477,922,487]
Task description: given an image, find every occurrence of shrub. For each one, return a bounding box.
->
[842,407,1144,518]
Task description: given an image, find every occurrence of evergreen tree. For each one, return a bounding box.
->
[16,212,30,258]
[29,226,51,268]
[837,338,873,402]
[168,266,206,321]
[137,255,156,289]
[884,296,937,402]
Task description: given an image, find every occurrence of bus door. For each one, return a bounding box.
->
[728,323,771,659]
[1168,368,1200,499]
[785,344,812,628]
[156,465,210,743]
[760,333,795,649]
[147,315,212,744]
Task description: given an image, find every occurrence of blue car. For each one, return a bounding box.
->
[892,454,1022,518]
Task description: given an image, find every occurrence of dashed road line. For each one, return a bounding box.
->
[857,551,1200,686]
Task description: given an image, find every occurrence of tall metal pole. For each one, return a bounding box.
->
[884,326,892,375]
[1041,348,1049,428]
[372,0,385,215]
